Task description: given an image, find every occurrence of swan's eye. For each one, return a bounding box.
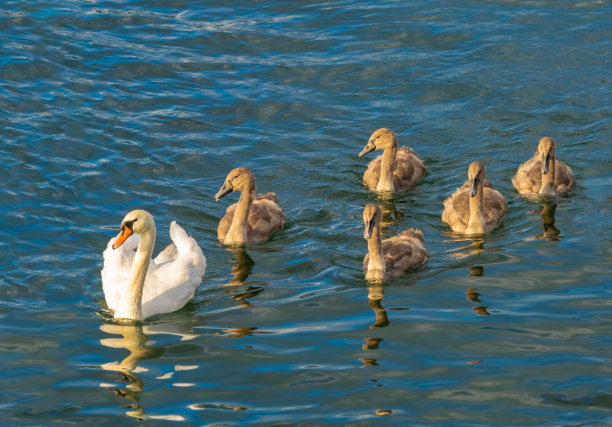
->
[122,219,137,231]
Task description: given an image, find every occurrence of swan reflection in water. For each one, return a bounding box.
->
[526,202,561,241]
[99,322,199,421]
[378,196,404,227]
[466,266,490,316]
[360,285,389,368]
[224,246,265,308]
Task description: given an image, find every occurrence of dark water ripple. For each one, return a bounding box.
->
[1,0,612,425]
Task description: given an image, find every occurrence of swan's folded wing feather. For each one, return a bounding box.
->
[382,231,427,278]
[141,222,206,318]
[442,189,469,231]
[555,160,575,193]
[483,188,507,228]
[363,154,383,189]
[154,243,178,266]
[512,156,541,194]
[217,202,237,242]
[246,196,285,242]
[393,146,426,191]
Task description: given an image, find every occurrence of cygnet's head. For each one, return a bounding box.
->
[112,209,155,249]
[363,204,383,239]
[467,161,486,198]
[538,137,557,175]
[359,128,398,157]
[215,167,256,201]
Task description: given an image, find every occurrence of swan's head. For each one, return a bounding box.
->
[112,209,155,250]
[359,128,398,157]
[215,167,256,201]
[363,204,383,239]
[467,161,486,197]
[538,137,556,175]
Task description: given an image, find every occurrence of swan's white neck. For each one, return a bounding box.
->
[366,225,386,280]
[376,145,396,192]
[540,155,556,196]
[224,186,254,244]
[114,228,155,321]
[466,182,486,235]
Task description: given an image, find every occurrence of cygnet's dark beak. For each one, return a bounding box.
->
[364,219,375,239]
[541,152,551,175]
[215,181,233,201]
[469,175,479,197]
[359,141,376,157]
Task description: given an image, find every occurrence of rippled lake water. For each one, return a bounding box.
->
[1,0,611,425]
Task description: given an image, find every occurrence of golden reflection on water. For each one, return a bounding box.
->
[526,202,561,241]
[360,285,389,368]
[367,285,389,329]
[99,323,199,421]
[466,266,490,315]
[378,197,403,228]
[223,245,266,309]
[224,245,255,286]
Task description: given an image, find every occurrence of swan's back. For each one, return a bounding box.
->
[363,146,426,191]
[363,228,427,279]
[442,184,507,234]
[218,192,285,243]
[512,154,575,195]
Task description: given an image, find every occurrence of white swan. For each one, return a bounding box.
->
[101,210,206,321]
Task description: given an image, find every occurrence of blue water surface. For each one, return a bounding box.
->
[1,0,611,425]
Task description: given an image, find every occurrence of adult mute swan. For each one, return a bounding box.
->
[442,161,507,235]
[359,128,426,192]
[512,137,575,196]
[362,204,427,281]
[215,167,285,244]
[101,210,206,321]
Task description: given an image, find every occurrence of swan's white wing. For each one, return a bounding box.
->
[154,243,178,266]
[101,234,140,312]
[141,222,206,318]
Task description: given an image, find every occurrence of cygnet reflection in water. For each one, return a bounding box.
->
[526,202,561,241]
[466,266,490,316]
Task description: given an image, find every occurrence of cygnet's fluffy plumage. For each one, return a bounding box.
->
[442,161,507,235]
[362,204,427,281]
[215,167,285,244]
[512,137,575,196]
[102,210,206,321]
[359,128,426,192]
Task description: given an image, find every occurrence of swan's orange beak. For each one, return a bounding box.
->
[112,226,133,250]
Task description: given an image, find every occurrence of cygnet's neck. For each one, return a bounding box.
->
[225,185,255,244]
[540,155,557,196]
[366,224,386,280]
[377,145,397,192]
[466,182,486,234]
[115,228,155,321]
